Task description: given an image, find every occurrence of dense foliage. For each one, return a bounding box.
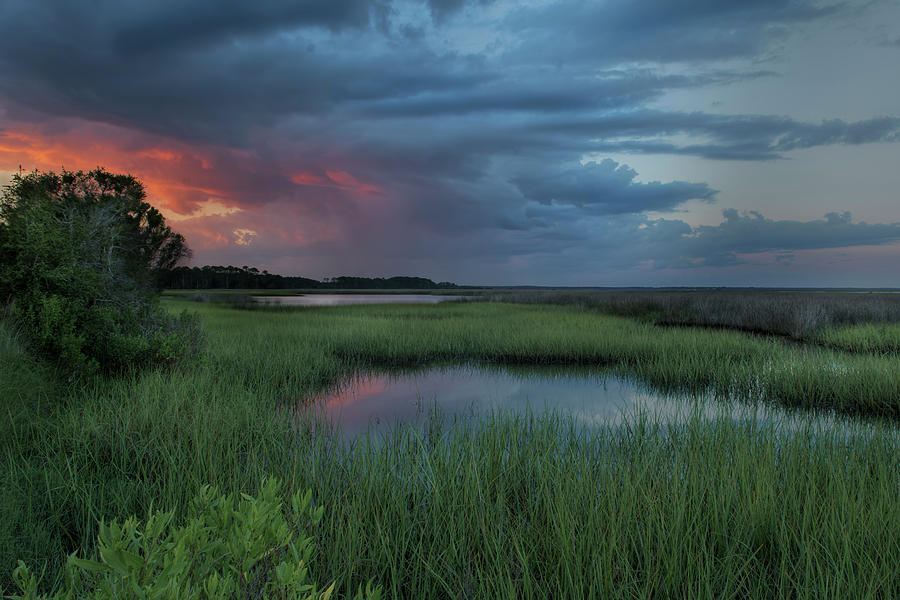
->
[158,265,461,290]
[11,479,380,600]
[0,168,201,373]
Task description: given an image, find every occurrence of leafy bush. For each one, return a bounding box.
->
[0,169,202,373]
[11,479,381,600]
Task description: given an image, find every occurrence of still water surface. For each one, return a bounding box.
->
[255,294,462,306]
[298,365,796,438]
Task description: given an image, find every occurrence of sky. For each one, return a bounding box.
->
[1,0,899,286]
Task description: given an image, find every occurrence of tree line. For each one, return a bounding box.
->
[158,266,461,290]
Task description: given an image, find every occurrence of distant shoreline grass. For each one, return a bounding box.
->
[166,287,900,338]
[162,288,485,298]
[483,288,900,339]
[3,297,900,597]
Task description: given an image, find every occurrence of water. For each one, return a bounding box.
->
[255,294,463,306]
[296,364,801,438]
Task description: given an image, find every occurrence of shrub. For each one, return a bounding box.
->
[10,479,381,600]
[0,169,202,374]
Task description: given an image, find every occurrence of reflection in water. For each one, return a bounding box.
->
[297,365,799,439]
[255,294,462,306]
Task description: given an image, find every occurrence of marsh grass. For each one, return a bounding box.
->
[812,322,900,355]
[154,299,900,418]
[6,389,900,597]
[485,289,900,339]
[3,299,900,597]
[315,411,900,599]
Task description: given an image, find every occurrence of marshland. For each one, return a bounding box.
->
[5,0,900,596]
[3,289,900,598]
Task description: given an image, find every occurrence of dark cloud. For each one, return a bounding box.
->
[0,0,892,164]
[1,0,898,285]
[530,112,900,160]
[430,209,900,283]
[360,70,772,118]
[656,210,900,268]
[424,0,466,20]
[772,117,900,150]
[110,0,379,54]
[424,0,497,23]
[512,159,717,215]
[0,0,488,143]
[0,0,380,58]
[506,0,839,65]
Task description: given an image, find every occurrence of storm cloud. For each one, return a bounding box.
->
[0,0,898,285]
[657,210,900,269]
[513,160,717,215]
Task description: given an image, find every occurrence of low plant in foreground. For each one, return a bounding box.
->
[10,479,380,600]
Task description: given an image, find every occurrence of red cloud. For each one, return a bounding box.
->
[291,169,380,195]
[0,122,230,215]
[0,115,387,269]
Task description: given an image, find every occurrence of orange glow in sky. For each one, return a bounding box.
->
[0,120,365,256]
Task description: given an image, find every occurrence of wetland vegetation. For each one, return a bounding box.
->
[3,294,900,598]
[4,170,900,597]
[485,288,900,339]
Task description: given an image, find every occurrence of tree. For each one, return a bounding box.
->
[0,168,201,374]
[2,168,190,283]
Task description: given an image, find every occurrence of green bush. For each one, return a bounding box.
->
[11,479,381,600]
[0,169,202,374]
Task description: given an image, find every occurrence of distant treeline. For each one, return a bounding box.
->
[158,265,460,290]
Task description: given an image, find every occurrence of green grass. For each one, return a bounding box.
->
[812,322,900,355]
[486,289,900,338]
[158,298,900,418]
[3,299,900,597]
[0,313,63,585]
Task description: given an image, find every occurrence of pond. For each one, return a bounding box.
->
[295,364,800,438]
[255,294,463,306]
